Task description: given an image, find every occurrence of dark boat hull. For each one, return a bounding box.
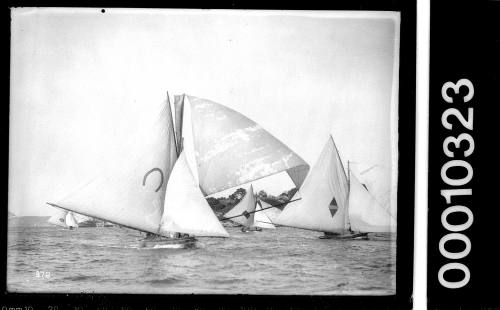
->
[138,236,197,249]
[319,232,369,240]
[241,226,262,233]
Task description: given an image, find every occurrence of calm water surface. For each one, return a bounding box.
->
[8,226,396,294]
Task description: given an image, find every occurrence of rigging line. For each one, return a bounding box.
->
[220,198,302,221]
[360,164,378,175]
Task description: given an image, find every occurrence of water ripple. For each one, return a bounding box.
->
[7,226,396,294]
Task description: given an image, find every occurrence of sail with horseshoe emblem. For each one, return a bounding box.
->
[47,97,179,235]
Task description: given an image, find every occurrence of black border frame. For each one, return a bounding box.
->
[3,1,416,309]
[427,0,500,308]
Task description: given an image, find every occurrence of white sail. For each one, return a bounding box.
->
[350,163,395,223]
[185,96,309,196]
[159,151,229,237]
[72,213,92,223]
[275,136,350,234]
[65,212,78,228]
[347,170,392,233]
[52,99,178,235]
[257,200,282,223]
[253,203,276,229]
[223,185,256,228]
[181,95,201,187]
[47,208,68,227]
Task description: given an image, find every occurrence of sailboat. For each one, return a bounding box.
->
[47,208,81,229]
[47,93,309,247]
[65,212,78,230]
[47,208,69,228]
[48,207,114,228]
[274,135,393,240]
[222,185,275,232]
[350,163,396,228]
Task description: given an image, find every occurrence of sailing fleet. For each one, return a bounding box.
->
[46,93,395,246]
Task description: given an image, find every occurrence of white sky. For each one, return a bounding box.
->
[9,8,399,216]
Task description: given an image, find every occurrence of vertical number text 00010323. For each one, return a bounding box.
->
[438,78,475,289]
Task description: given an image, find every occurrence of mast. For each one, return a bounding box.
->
[166,92,179,156]
[173,93,185,156]
[346,161,352,232]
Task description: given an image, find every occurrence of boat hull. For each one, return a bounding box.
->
[319,232,369,240]
[138,236,197,249]
[241,226,262,233]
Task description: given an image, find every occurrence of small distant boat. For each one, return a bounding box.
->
[274,135,393,239]
[47,208,69,228]
[65,212,78,230]
[222,184,275,232]
[48,209,100,229]
[47,209,78,229]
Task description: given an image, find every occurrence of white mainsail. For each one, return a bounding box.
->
[159,151,229,237]
[47,208,68,227]
[223,185,257,228]
[275,136,350,234]
[347,170,392,233]
[65,212,78,228]
[51,99,178,235]
[185,96,310,196]
[253,203,276,229]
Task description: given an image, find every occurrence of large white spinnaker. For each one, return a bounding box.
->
[347,170,392,233]
[47,208,68,227]
[223,185,257,228]
[49,98,178,236]
[185,96,309,196]
[65,212,78,228]
[159,151,229,237]
[275,136,350,234]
